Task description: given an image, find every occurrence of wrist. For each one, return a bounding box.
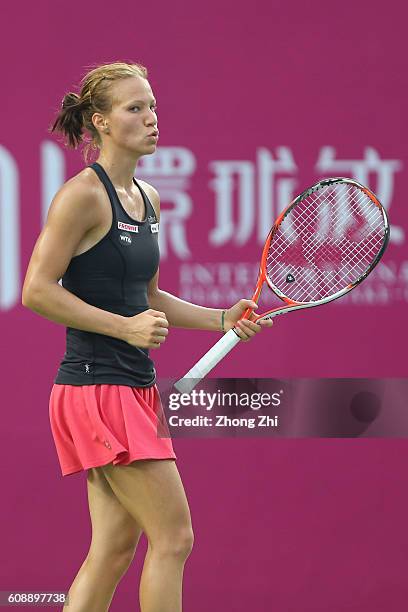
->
[110,313,128,341]
[210,308,226,332]
[220,309,227,333]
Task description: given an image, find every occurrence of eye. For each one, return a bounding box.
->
[150,105,157,113]
[129,106,140,112]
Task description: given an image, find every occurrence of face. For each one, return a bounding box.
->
[97,76,159,155]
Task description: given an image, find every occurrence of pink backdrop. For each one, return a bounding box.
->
[2,1,408,610]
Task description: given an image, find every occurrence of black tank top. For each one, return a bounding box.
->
[54,162,160,387]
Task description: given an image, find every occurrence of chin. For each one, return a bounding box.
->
[129,144,157,157]
[144,143,158,154]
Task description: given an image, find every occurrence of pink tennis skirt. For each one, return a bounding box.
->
[49,384,177,477]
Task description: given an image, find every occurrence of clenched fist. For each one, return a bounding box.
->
[122,309,169,349]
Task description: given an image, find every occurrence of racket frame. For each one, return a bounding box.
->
[174,177,390,392]
[243,176,390,322]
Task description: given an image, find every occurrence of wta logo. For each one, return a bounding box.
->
[119,233,132,245]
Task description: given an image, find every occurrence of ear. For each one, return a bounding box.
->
[91,112,107,135]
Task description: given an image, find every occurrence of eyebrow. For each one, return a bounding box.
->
[127,98,157,106]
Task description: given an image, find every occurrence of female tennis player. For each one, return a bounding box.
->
[21,61,273,612]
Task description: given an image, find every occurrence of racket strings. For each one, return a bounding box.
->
[309,189,385,261]
[269,215,383,301]
[266,187,361,263]
[268,189,384,300]
[272,188,381,256]
[266,184,386,302]
[297,193,383,277]
[310,188,384,246]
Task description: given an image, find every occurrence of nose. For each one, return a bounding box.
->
[145,107,157,126]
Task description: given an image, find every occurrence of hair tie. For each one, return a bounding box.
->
[61,92,81,110]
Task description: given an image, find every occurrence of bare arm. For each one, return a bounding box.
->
[22,175,168,349]
[141,181,223,331]
[147,266,273,340]
[144,183,272,339]
[148,270,223,331]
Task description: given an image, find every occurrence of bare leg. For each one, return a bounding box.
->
[63,467,142,612]
[100,459,194,612]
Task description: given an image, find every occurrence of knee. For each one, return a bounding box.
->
[88,544,136,578]
[153,526,194,561]
[177,526,194,558]
[111,547,136,575]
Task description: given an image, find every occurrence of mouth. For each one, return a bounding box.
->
[147,131,159,138]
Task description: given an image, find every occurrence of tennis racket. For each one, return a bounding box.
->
[174,177,390,393]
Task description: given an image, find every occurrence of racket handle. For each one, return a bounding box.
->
[174,329,241,394]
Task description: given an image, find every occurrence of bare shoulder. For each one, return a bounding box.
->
[137,179,160,219]
[46,167,104,229]
[22,168,107,291]
[51,167,101,206]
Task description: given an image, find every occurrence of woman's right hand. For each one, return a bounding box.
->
[122,309,169,349]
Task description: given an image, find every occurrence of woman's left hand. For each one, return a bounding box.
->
[223,299,273,341]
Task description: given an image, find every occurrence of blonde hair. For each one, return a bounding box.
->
[50,61,148,161]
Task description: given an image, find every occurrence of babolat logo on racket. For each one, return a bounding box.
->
[117,221,139,233]
[286,273,295,283]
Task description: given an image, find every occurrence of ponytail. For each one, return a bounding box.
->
[50,92,88,149]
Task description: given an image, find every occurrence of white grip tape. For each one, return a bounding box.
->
[174,329,241,393]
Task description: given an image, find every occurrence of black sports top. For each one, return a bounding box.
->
[54,162,160,387]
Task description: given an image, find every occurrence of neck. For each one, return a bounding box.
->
[96,149,141,191]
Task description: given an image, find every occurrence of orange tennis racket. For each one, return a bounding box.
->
[175,177,390,393]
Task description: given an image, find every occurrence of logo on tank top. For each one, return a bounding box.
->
[119,232,132,245]
[150,223,159,233]
[117,221,139,233]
